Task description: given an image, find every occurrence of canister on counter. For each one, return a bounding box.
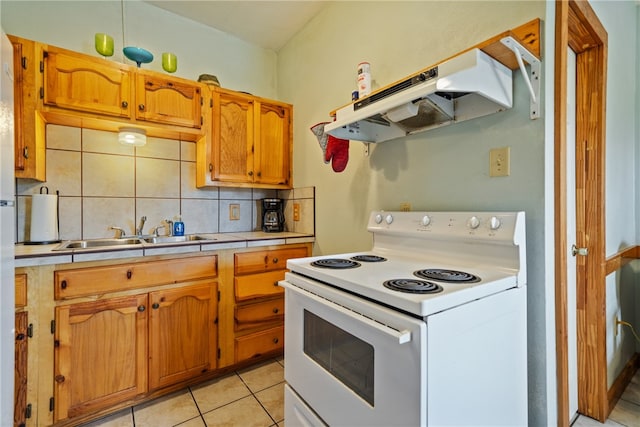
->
[357,61,371,97]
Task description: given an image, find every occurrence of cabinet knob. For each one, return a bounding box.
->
[55,375,65,383]
[127,269,132,279]
[272,308,279,314]
[23,146,28,159]
[257,171,261,178]
[152,302,160,309]
[273,281,279,287]
[209,163,213,172]
[272,257,279,264]
[272,338,279,344]
[16,333,25,341]
[60,280,67,289]
[248,171,254,176]
[121,101,128,108]
[137,305,145,312]
[138,104,145,111]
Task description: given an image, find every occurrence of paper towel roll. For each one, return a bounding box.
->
[30,193,59,243]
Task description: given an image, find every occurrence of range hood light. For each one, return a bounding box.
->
[384,102,419,122]
[118,127,146,146]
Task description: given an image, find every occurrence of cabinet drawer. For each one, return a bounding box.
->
[235,298,284,331]
[55,255,217,299]
[234,271,284,302]
[235,326,284,362]
[15,274,27,308]
[234,247,308,275]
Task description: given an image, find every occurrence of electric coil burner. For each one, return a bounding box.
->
[311,258,361,269]
[414,268,480,283]
[351,255,387,262]
[383,278,443,294]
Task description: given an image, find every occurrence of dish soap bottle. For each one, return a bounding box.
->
[173,215,185,236]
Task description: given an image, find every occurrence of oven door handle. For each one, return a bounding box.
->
[282,281,412,344]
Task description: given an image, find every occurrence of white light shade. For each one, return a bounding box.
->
[118,127,146,146]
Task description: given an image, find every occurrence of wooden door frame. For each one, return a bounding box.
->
[554,0,608,424]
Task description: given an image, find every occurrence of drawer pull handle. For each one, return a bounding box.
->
[139,104,145,111]
[273,257,279,264]
[272,308,279,314]
[152,303,160,309]
[272,338,279,344]
[55,375,65,383]
[273,281,279,287]
[60,280,67,289]
[121,101,128,108]
[127,270,132,279]
[138,305,146,312]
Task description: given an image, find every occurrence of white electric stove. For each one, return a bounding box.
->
[281,211,528,427]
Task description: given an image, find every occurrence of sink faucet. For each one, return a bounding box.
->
[136,216,147,236]
[165,219,174,236]
[110,226,126,239]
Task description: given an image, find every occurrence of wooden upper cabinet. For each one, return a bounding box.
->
[8,35,45,181]
[210,87,292,189]
[135,71,203,128]
[43,47,132,118]
[255,102,291,186]
[212,89,254,182]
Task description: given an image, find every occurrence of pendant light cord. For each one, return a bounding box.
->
[120,0,126,53]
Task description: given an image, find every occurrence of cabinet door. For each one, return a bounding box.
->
[148,282,218,390]
[255,102,291,186]
[14,311,28,427]
[54,295,147,422]
[211,90,254,182]
[135,72,202,128]
[8,35,45,181]
[43,48,132,118]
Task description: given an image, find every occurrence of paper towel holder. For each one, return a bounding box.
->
[25,186,61,245]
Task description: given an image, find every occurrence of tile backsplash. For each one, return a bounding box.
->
[16,125,314,242]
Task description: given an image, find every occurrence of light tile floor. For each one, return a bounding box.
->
[573,370,640,427]
[81,357,285,427]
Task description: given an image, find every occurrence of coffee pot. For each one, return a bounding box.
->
[262,198,285,232]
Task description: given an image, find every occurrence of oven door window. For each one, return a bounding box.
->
[303,309,374,406]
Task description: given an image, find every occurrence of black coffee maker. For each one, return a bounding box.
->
[262,198,285,232]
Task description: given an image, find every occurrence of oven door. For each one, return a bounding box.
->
[281,273,426,427]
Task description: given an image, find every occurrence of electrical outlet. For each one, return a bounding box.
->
[229,204,240,220]
[489,147,510,177]
[293,203,301,221]
[400,202,411,212]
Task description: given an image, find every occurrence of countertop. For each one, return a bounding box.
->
[15,231,315,267]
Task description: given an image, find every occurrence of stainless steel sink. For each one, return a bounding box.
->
[53,238,143,251]
[143,235,212,244]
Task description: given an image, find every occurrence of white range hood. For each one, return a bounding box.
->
[325,48,513,143]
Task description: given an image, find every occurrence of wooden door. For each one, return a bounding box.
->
[53,294,148,422]
[211,90,254,182]
[148,282,218,390]
[255,102,291,186]
[43,47,132,118]
[135,72,202,128]
[14,311,28,427]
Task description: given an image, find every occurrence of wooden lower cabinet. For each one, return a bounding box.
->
[14,311,28,427]
[233,246,308,363]
[53,294,148,421]
[148,282,218,390]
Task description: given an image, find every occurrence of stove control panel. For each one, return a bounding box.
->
[368,211,525,244]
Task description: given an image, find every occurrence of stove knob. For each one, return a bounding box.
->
[421,215,431,226]
[467,216,480,229]
[375,214,383,224]
[489,216,502,230]
[385,214,394,225]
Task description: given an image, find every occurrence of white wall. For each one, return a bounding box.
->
[588,0,639,388]
[277,1,551,424]
[0,0,278,98]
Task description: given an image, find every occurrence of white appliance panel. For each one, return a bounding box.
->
[0,29,15,427]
